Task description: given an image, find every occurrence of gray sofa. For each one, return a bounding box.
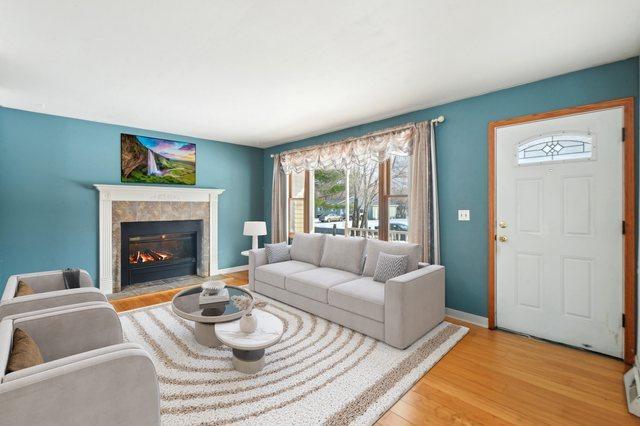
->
[0,302,160,426]
[249,233,445,349]
[1,269,106,321]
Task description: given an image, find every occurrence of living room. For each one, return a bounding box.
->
[1,1,640,425]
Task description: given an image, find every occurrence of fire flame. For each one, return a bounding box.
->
[129,249,174,264]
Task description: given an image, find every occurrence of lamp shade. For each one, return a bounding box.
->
[243,221,267,236]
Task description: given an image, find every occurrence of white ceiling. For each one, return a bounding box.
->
[2,1,639,147]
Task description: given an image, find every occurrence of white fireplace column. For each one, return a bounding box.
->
[94,184,225,294]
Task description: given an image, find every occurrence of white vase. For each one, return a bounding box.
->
[239,313,257,333]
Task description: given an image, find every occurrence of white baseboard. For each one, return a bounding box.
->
[215,264,249,275]
[445,308,488,328]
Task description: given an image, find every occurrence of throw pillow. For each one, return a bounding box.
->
[373,252,409,283]
[6,328,44,373]
[15,281,34,297]
[363,239,421,277]
[265,242,291,264]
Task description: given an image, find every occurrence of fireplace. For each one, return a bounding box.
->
[121,220,203,287]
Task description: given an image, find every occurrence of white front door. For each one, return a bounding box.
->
[495,107,624,358]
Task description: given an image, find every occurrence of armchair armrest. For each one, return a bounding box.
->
[0,344,160,426]
[384,265,445,349]
[4,269,93,297]
[0,287,106,321]
[10,302,123,362]
[249,248,268,290]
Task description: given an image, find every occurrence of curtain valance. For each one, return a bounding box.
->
[279,125,415,174]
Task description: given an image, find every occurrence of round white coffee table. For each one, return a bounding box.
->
[215,310,283,374]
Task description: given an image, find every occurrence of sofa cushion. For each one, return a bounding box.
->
[362,240,421,277]
[328,277,385,322]
[6,328,44,373]
[265,242,291,264]
[255,261,317,289]
[320,235,366,275]
[285,268,360,303]
[290,233,325,266]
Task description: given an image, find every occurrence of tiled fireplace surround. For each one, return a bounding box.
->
[94,185,225,294]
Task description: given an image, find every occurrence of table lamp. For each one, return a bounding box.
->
[243,221,267,250]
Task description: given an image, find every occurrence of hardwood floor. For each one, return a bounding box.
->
[109,271,248,312]
[110,271,638,425]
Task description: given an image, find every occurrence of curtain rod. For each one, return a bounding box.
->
[269,116,445,158]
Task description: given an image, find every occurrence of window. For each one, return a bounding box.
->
[386,155,409,241]
[288,171,310,237]
[517,132,593,165]
[292,155,410,241]
[314,169,347,235]
[348,161,380,239]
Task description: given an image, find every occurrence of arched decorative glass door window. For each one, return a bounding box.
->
[517,131,594,165]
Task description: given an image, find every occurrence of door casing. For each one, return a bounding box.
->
[487,97,636,364]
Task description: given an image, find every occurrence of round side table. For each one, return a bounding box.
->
[215,310,283,373]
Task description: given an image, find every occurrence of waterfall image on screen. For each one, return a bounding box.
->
[121,134,196,185]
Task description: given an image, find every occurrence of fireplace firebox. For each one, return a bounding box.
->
[121,220,202,287]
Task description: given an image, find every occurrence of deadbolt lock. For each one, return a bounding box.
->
[499,221,507,228]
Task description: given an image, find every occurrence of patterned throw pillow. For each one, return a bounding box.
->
[373,252,409,283]
[265,242,291,264]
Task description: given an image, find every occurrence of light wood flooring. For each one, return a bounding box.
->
[110,271,638,425]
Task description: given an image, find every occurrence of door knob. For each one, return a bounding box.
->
[499,221,507,229]
[498,235,508,242]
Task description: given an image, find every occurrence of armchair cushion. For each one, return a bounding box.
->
[6,328,43,373]
[15,281,34,297]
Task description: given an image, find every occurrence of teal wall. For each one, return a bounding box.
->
[0,108,264,293]
[264,57,639,317]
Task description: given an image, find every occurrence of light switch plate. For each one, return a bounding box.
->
[458,210,470,221]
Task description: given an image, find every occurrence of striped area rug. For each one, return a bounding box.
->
[120,294,468,425]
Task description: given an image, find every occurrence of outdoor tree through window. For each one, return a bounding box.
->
[305,155,409,240]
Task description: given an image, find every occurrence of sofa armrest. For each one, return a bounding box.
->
[0,345,160,426]
[384,265,445,349]
[10,302,123,362]
[249,248,268,290]
[0,287,106,321]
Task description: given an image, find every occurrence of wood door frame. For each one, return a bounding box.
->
[487,97,636,364]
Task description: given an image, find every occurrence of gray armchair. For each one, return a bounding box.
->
[0,302,160,426]
[1,269,106,320]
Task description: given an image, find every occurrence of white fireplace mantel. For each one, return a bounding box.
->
[94,184,225,294]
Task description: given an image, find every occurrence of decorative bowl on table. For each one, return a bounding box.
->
[199,280,228,305]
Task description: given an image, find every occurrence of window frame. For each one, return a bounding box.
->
[287,171,311,238]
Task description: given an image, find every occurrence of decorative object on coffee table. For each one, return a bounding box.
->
[231,295,257,333]
[171,285,253,347]
[215,309,283,374]
[199,280,229,305]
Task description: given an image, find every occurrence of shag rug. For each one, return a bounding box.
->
[120,294,468,425]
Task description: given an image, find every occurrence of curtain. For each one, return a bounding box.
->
[408,121,440,264]
[270,154,287,243]
[279,125,414,173]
